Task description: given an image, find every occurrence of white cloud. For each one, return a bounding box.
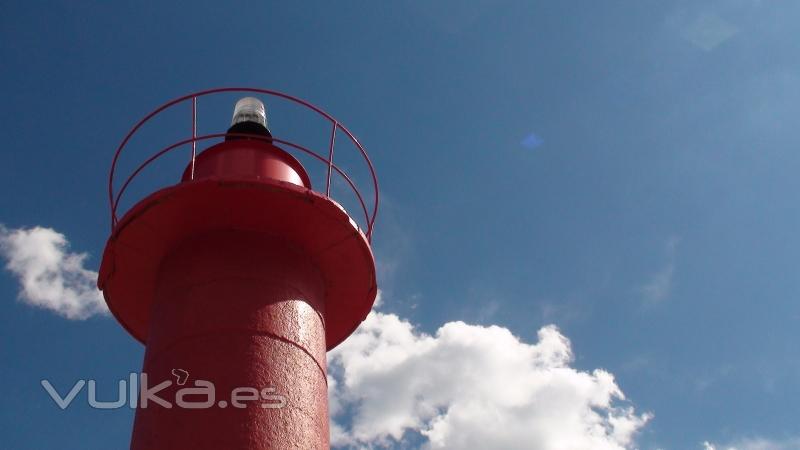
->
[328,311,651,449]
[703,437,800,450]
[372,289,384,309]
[0,225,107,319]
[640,237,680,307]
[640,263,674,305]
[669,11,740,51]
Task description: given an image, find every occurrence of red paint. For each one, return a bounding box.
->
[99,89,378,449]
[180,140,312,188]
[131,230,329,449]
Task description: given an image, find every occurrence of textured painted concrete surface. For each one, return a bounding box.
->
[130,231,329,449]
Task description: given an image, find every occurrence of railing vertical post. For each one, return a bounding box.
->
[325,121,337,196]
[110,89,376,239]
[190,97,197,180]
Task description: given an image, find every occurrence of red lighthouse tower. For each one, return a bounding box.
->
[98,88,378,449]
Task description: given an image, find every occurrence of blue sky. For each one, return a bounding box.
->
[2,1,800,449]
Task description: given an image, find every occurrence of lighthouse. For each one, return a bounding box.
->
[98,88,378,449]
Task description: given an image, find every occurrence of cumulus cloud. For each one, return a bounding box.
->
[0,225,107,319]
[328,311,651,449]
[703,437,800,450]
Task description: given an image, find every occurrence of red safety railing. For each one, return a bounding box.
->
[108,88,379,242]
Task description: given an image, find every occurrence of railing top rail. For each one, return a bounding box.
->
[108,87,378,241]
